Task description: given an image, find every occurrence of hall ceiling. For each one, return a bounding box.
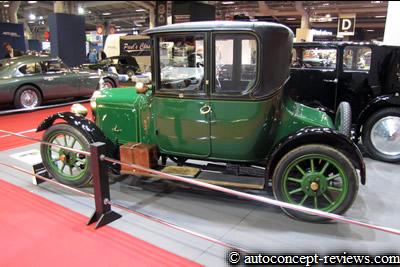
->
[0,1,388,38]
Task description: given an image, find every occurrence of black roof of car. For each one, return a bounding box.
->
[144,20,292,35]
[293,41,399,48]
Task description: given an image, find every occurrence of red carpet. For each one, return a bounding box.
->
[0,179,202,267]
[0,103,92,151]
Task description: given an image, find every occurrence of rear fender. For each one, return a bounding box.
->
[266,127,366,185]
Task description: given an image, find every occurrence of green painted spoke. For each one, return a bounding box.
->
[327,186,342,192]
[310,159,314,172]
[61,163,66,173]
[295,165,306,176]
[69,166,73,175]
[313,196,318,209]
[70,138,77,148]
[326,174,341,181]
[54,139,61,146]
[320,162,330,175]
[288,177,302,183]
[299,195,308,205]
[322,193,333,204]
[62,135,67,146]
[289,187,303,195]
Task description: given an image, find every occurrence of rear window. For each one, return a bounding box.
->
[343,46,371,71]
[292,47,337,70]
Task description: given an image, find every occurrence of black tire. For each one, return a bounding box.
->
[335,102,352,137]
[272,144,359,222]
[362,107,400,163]
[40,124,92,187]
[102,78,115,88]
[14,85,42,109]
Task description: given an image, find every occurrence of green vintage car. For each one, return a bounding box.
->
[0,55,118,109]
[37,21,366,221]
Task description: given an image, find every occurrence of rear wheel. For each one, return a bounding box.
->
[102,78,115,88]
[41,124,92,187]
[14,85,42,109]
[362,107,400,162]
[272,144,358,222]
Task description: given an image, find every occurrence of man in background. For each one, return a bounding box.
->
[3,43,23,58]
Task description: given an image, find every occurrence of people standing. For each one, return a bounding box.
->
[3,43,23,58]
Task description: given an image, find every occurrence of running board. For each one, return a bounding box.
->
[193,173,265,190]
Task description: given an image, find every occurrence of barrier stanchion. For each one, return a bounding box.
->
[87,142,121,228]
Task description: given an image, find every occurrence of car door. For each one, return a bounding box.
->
[40,59,81,99]
[151,32,211,157]
[209,33,268,161]
[338,45,372,117]
[289,45,338,112]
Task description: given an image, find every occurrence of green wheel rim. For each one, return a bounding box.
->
[281,154,349,212]
[45,131,88,181]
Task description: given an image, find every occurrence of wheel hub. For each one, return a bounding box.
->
[370,116,400,156]
[301,173,327,196]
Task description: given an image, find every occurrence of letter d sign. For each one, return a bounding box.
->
[342,19,352,31]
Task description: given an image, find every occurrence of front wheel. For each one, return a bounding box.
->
[362,107,400,163]
[40,124,92,187]
[272,144,359,222]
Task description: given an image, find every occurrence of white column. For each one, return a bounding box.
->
[383,1,400,45]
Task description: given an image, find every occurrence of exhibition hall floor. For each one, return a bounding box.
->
[0,105,400,266]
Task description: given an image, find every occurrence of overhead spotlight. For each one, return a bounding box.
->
[28,1,37,3]
[136,9,146,12]
[325,14,331,18]
[366,29,375,32]
[4,4,9,7]
[286,18,296,21]
[102,12,111,16]
[29,14,36,20]
[222,1,235,4]
[78,7,85,15]
[374,15,386,18]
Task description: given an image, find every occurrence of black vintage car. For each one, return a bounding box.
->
[289,42,400,163]
[86,55,141,78]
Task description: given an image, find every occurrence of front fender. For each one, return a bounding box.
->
[36,112,118,156]
[356,94,400,135]
[267,127,366,185]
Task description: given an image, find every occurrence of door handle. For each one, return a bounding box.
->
[200,104,212,115]
[323,78,338,84]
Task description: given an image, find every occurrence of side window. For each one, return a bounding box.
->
[343,46,371,71]
[215,34,257,94]
[43,60,68,73]
[18,63,41,75]
[158,34,204,92]
[301,48,337,69]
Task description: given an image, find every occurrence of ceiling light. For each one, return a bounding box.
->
[78,7,85,14]
[29,14,36,20]
[136,24,143,27]
[136,9,146,12]
[374,15,386,18]
[28,1,37,3]
[115,25,121,28]
[102,12,111,16]
[39,16,43,20]
[323,3,330,6]
[367,29,375,32]
[325,14,331,18]
[286,18,296,21]
[222,1,235,4]
[4,4,9,7]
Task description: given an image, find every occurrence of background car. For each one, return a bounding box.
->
[84,55,141,78]
[0,55,118,109]
[289,42,400,163]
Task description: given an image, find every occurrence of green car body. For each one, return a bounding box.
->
[38,21,366,221]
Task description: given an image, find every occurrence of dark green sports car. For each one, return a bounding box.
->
[0,55,119,109]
